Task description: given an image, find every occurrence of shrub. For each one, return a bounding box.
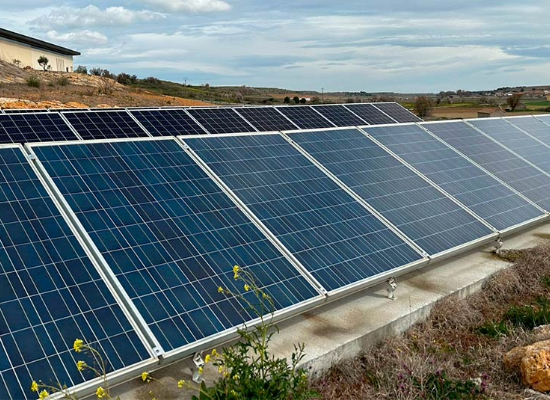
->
[57,76,70,86]
[26,76,41,88]
[75,65,88,74]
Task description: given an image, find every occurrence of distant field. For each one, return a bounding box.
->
[525,100,550,109]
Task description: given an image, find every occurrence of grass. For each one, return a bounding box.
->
[311,244,550,399]
[26,75,40,88]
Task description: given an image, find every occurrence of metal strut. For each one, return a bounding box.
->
[386,277,397,300]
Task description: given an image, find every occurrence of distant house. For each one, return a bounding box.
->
[477,107,506,118]
[0,28,80,72]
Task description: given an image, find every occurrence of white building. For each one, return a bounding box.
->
[0,28,80,72]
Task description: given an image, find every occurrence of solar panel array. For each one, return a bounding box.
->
[4,100,550,399]
[287,128,495,255]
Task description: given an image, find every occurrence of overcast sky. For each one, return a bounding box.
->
[4,1,550,92]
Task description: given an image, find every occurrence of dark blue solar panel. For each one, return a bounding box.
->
[276,106,336,129]
[0,146,152,400]
[506,117,550,148]
[365,124,544,231]
[374,103,422,123]
[289,128,495,255]
[129,109,207,136]
[0,114,78,143]
[312,105,366,127]
[63,111,149,140]
[184,133,424,292]
[424,121,550,211]
[343,104,396,125]
[32,139,320,353]
[186,108,256,134]
[469,118,550,175]
[2,109,50,114]
[234,107,298,131]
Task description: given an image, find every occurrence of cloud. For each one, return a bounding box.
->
[139,0,231,13]
[30,5,164,30]
[46,30,109,46]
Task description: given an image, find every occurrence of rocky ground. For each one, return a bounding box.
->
[0,60,211,109]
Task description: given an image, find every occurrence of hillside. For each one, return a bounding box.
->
[0,60,211,109]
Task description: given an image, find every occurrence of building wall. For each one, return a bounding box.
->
[0,37,75,72]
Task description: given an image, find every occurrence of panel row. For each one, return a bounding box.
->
[0,102,420,143]
[4,113,550,398]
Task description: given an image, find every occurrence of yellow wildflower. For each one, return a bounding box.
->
[31,381,39,392]
[205,354,211,363]
[231,390,237,396]
[177,380,185,388]
[262,293,268,299]
[96,387,106,399]
[39,390,49,400]
[73,339,84,353]
[233,374,239,380]
[198,366,203,374]
[211,349,218,357]
[218,366,224,373]
[218,286,224,293]
[76,361,86,371]
[244,284,250,291]
[233,265,240,274]
[141,372,149,382]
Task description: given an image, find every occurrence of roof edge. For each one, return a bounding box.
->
[0,28,80,56]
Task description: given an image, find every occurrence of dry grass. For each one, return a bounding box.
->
[312,244,550,399]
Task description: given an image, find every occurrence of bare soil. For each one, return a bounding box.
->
[311,244,550,399]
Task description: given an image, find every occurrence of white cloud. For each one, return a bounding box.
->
[140,0,231,13]
[46,30,108,46]
[30,5,165,30]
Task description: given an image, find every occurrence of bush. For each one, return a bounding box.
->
[57,76,70,86]
[75,65,88,74]
[26,76,41,88]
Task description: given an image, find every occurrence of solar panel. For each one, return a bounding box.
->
[374,103,422,123]
[0,113,79,143]
[343,104,396,125]
[364,124,544,231]
[312,105,366,127]
[537,115,550,125]
[31,138,321,354]
[506,116,550,148]
[0,145,154,400]
[2,109,50,114]
[184,133,425,293]
[129,109,207,136]
[62,111,150,140]
[186,108,256,134]
[234,107,298,131]
[288,128,495,256]
[275,106,336,129]
[469,118,550,175]
[424,121,550,211]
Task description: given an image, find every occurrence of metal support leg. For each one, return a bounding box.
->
[192,352,205,383]
[493,237,503,255]
[386,277,397,300]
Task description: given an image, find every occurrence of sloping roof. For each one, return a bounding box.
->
[0,28,80,56]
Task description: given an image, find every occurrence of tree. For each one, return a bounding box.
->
[37,56,49,71]
[414,96,434,118]
[292,96,300,104]
[283,96,290,104]
[75,65,88,74]
[299,97,307,104]
[507,93,523,111]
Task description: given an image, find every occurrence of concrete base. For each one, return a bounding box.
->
[113,223,550,399]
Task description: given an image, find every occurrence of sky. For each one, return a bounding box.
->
[3,1,550,93]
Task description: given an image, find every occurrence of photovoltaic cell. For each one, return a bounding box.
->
[129,109,207,136]
[424,121,550,211]
[506,117,550,148]
[469,118,550,175]
[0,113,79,143]
[184,133,424,292]
[312,105,366,127]
[537,115,550,125]
[275,106,336,129]
[365,124,544,231]
[234,107,298,131]
[0,146,152,400]
[31,139,320,353]
[374,103,422,123]
[62,111,150,140]
[343,104,396,125]
[2,109,50,114]
[186,108,256,134]
[289,128,495,255]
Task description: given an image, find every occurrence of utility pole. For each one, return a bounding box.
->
[183,77,187,86]
[321,87,324,103]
